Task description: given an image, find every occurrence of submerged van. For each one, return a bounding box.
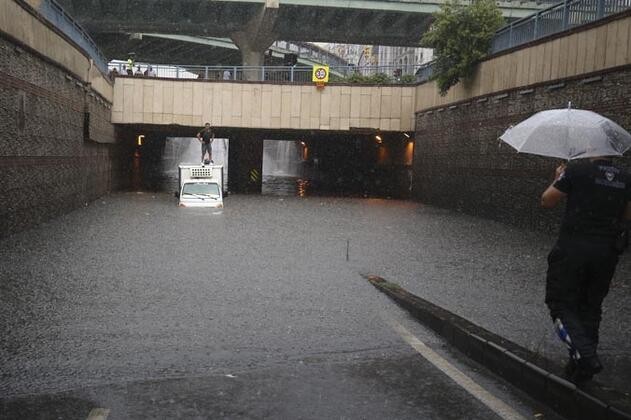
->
[176,164,224,208]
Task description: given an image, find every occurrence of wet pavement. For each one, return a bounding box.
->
[353,201,631,396]
[0,192,626,418]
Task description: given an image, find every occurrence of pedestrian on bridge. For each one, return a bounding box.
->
[126,56,134,75]
[197,123,215,164]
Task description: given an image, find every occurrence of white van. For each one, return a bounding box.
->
[176,164,224,208]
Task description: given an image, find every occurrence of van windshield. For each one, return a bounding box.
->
[182,182,220,197]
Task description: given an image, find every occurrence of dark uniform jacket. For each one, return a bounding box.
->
[553,159,631,241]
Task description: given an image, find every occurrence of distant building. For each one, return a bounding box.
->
[376,46,434,75]
[315,43,434,76]
[315,43,372,66]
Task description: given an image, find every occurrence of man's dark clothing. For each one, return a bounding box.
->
[198,127,214,162]
[554,159,631,240]
[546,159,630,367]
[199,128,214,144]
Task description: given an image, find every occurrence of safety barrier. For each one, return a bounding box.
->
[109,63,426,84]
[37,0,109,73]
[418,0,631,82]
[492,0,631,52]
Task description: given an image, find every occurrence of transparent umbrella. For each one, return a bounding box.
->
[499,104,631,160]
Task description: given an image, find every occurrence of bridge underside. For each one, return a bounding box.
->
[93,34,243,66]
[54,0,541,48]
[57,0,431,46]
[55,0,547,79]
[93,33,342,68]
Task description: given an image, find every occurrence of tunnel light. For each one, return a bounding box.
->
[375,135,382,144]
[300,141,306,147]
[403,133,411,138]
[137,134,145,146]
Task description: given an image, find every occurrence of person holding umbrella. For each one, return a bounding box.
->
[501,105,631,383]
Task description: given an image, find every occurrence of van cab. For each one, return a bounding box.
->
[177,164,224,208]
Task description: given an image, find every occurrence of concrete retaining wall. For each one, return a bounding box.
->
[415,11,631,112]
[0,3,124,237]
[413,11,631,231]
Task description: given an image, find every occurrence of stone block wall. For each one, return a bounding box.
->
[413,68,631,232]
[0,34,123,237]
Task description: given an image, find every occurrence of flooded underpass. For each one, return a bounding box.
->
[4,132,630,419]
[130,136,230,194]
[1,188,582,420]
[127,130,414,199]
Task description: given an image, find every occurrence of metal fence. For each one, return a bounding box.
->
[38,0,109,73]
[492,0,631,52]
[418,0,631,83]
[110,62,426,84]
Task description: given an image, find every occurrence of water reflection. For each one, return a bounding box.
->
[297,179,309,197]
[131,149,142,191]
[262,175,306,196]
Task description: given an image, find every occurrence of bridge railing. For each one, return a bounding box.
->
[418,0,631,82]
[492,0,631,52]
[37,0,109,74]
[110,62,426,84]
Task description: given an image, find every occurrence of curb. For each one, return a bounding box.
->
[365,275,631,420]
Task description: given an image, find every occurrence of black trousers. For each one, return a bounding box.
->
[545,237,618,360]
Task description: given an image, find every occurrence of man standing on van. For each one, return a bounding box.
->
[541,158,631,383]
[197,123,214,164]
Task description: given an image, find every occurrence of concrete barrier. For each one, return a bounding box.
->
[365,274,631,420]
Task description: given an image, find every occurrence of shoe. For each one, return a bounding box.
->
[564,359,577,378]
[565,356,602,383]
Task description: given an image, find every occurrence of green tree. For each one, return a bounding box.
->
[421,0,504,95]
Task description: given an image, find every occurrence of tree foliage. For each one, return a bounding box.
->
[330,72,417,85]
[421,0,504,95]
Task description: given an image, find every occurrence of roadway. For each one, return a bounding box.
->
[0,193,565,419]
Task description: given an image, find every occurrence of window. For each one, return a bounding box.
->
[182,183,220,197]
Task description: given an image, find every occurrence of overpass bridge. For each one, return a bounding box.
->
[5,0,631,237]
[111,77,415,132]
[96,34,350,68]
[55,0,552,47]
[51,0,556,78]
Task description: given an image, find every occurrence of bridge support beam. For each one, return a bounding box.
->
[230,0,279,80]
[228,135,264,194]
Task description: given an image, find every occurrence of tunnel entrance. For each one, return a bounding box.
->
[130,135,229,193]
[262,140,307,196]
[261,134,413,198]
[123,127,413,199]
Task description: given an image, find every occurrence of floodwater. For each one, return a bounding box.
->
[0,192,577,419]
[2,142,630,418]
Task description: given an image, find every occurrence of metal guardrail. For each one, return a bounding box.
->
[492,0,631,52]
[36,0,109,73]
[417,0,631,83]
[110,63,425,84]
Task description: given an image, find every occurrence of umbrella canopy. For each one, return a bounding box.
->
[499,107,631,160]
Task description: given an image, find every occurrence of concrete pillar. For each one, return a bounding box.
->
[232,38,269,81]
[231,0,279,81]
[228,135,264,193]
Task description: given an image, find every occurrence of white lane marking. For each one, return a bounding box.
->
[86,408,110,420]
[387,317,528,420]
